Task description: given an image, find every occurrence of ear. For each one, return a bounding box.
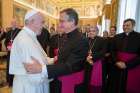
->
[71,19,75,24]
[30,19,35,24]
[70,19,75,26]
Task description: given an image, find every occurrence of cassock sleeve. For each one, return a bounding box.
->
[126,57,140,69]
[126,51,140,69]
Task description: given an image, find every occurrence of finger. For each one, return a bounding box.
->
[23,63,32,67]
[26,71,33,74]
[27,71,36,74]
[23,63,32,71]
[31,56,41,65]
[23,63,29,69]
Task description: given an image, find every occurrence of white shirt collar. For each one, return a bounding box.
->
[23,26,37,38]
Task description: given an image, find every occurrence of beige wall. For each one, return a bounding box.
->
[79,18,98,26]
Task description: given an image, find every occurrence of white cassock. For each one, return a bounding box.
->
[9,27,52,93]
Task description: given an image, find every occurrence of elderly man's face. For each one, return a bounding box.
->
[32,13,45,35]
[88,27,98,38]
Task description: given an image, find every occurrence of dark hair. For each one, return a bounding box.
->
[124,18,136,26]
[60,8,79,25]
[110,26,117,31]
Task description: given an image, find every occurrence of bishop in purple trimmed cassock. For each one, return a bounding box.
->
[108,18,140,93]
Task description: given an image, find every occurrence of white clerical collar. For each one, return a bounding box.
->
[23,26,37,37]
[125,32,129,36]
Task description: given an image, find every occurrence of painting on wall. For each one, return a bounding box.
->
[13,5,27,26]
[16,0,56,17]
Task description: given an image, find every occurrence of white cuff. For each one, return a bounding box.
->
[46,57,54,65]
[42,65,48,78]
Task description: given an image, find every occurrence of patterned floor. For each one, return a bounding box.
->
[0,86,12,93]
[0,58,7,87]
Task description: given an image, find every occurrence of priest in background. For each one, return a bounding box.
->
[85,26,107,93]
[108,18,140,93]
[0,19,20,87]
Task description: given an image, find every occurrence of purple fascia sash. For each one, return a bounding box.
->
[54,48,84,93]
[58,70,84,93]
[89,60,102,93]
[117,52,140,93]
[90,60,102,86]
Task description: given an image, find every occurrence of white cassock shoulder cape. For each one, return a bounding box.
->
[9,27,51,93]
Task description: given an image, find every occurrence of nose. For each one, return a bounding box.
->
[59,24,64,28]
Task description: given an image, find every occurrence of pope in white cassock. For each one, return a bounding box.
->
[9,10,54,93]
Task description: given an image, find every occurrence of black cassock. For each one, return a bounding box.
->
[108,31,140,93]
[84,36,107,93]
[47,28,89,93]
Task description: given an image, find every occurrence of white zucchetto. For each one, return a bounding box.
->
[24,10,39,21]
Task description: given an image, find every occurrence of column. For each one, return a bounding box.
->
[1,0,14,28]
[117,0,138,33]
[97,16,102,36]
[101,4,111,36]
[101,14,105,35]
[135,0,140,32]
[125,0,138,19]
[116,0,126,33]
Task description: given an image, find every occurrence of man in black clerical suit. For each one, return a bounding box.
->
[85,26,107,93]
[103,26,117,93]
[108,19,140,93]
[0,19,20,87]
[24,8,89,93]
